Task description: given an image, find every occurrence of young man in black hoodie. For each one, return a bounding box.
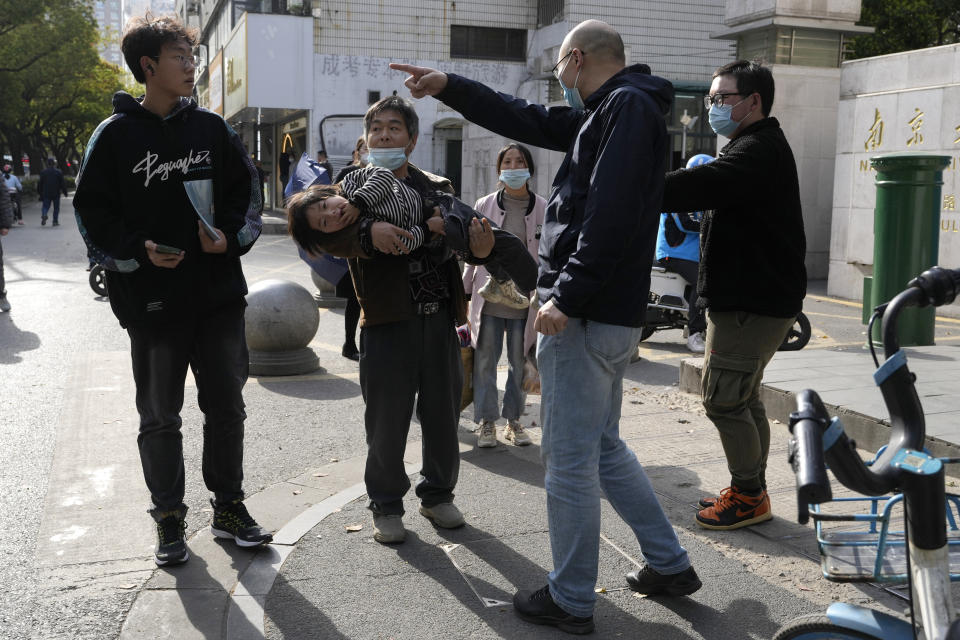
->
[393,19,700,635]
[73,14,270,566]
[663,61,807,532]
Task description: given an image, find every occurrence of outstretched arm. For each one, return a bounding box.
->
[390,63,580,152]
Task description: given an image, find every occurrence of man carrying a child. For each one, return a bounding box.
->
[288,96,498,544]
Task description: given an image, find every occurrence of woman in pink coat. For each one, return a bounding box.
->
[462,143,546,448]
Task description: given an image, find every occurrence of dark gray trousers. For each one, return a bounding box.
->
[359,308,463,515]
[127,302,248,513]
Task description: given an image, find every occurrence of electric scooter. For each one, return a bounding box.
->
[642,266,811,351]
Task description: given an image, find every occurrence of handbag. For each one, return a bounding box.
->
[459,346,474,411]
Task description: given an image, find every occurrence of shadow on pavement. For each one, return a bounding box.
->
[0,313,41,363]
[265,573,351,639]
[256,374,361,401]
[396,525,729,639]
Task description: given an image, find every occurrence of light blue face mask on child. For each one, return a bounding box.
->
[367,147,408,170]
[499,169,530,189]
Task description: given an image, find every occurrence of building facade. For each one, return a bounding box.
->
[94,0,125,68]
[174,0,733,210]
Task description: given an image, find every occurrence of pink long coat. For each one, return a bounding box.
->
[462,190,547,356]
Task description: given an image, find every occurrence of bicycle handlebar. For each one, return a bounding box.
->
[789,266,960,519]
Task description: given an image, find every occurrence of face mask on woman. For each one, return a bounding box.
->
[499,168,530,189]
[367,147,407,170]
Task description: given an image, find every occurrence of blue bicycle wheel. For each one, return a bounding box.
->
[773,614,881,639]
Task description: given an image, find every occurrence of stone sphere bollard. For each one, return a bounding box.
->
[310,269,347,308]
[245,279,320,376]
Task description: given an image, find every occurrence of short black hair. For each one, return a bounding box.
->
[364,95,418,139]
[713,60,774,117]
[496,143,535,177]
[121,13,197,84]
[286,184,343,255]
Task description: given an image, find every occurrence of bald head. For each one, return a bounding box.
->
[564,20,625,66]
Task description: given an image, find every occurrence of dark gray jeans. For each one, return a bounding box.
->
[127,302,248,513]
[359,307,462,515]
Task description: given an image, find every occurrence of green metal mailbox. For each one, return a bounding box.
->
[867,153,950,346]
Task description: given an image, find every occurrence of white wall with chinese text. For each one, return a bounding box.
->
[828,43,960,313]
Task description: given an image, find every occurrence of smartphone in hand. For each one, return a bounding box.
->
[154,244,182,254]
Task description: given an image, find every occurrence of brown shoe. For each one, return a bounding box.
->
[696,486,772,530]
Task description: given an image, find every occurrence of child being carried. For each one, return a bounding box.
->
[287,165,537,309]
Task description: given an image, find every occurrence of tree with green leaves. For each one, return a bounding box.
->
[0,0,129,175]
[851,0,960,58]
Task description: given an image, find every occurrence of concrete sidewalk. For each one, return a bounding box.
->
[681,344,960,459]
[115,339,960,639]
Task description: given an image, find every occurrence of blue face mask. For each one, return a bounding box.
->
[708,101,744,137]
[367,147,408,170]
[557,56,585,111]
[499,168,530,189]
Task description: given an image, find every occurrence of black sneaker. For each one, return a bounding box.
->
[152,506,189,566]
[513,585,594,635]
[626,565,702,596]
[210,499,273,547]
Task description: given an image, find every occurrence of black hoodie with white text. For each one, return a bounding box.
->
[74,92,262,327]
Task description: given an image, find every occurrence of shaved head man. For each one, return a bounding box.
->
[392,19,701,635]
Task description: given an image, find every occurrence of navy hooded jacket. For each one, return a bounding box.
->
[438,65,673,327]
[73,92,262,327]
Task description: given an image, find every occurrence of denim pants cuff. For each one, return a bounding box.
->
[547,583,595,619]
[650,557,692,576]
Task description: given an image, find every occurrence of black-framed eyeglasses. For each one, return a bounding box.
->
[151,54,198,68]
[703,93,742,109]
[551,49,579,80]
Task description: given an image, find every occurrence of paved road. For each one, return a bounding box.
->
[0,195,952,638]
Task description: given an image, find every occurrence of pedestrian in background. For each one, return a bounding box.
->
[655,153,714,354]
[74,13,271,567]
[0,175,12,312]
[334,136,368,182]
[2,164,23,225]
[37,158,68,226]
[462,142,545,448]
[663,60,806,531]
[392,18,701,635]
[316,150,333,178]
[331,136,369,360]
[253,157,266,204]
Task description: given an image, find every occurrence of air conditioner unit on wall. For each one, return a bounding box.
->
[540,46,559,74]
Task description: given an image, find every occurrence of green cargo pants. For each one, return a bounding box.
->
[701,310,795,492]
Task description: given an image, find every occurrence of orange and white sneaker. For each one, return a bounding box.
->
[695,485,772,530]
[697,486,730,509]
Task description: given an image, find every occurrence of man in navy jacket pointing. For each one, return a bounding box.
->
[393,19,700,635]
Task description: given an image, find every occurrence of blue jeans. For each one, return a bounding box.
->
[473,314,526,422]
[538,319,691,617]
[41,196,60,223]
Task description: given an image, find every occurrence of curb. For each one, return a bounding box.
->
[678,357,960,460]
